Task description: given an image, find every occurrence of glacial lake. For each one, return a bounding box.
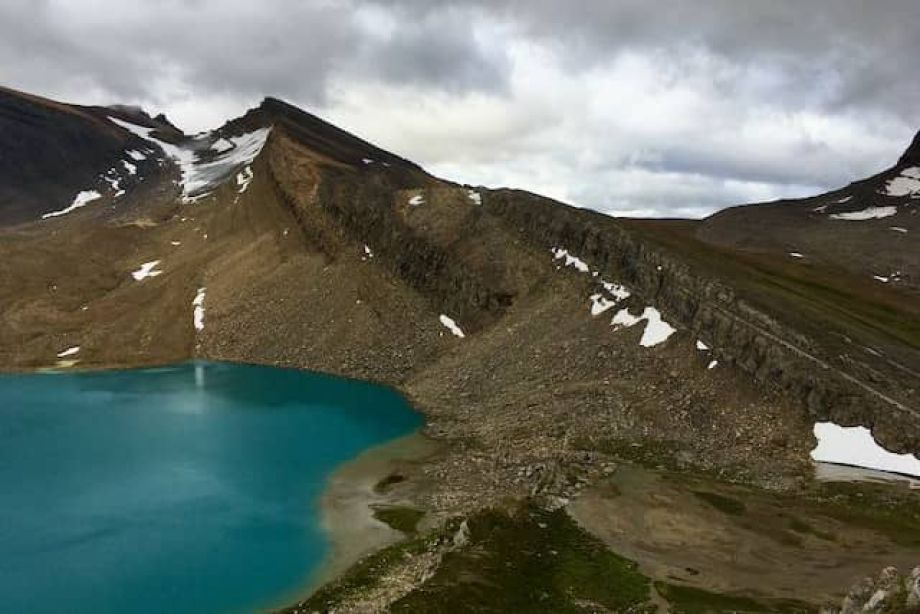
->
[0,361,421,613]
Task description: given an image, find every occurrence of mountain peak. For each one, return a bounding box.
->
[233,96,426,174]
[898,129,920,166]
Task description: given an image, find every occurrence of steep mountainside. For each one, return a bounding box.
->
[1,86,918,611]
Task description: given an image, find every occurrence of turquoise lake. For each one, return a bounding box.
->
[0,361,421,613]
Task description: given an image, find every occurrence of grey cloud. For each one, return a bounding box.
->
[0,0,917,218]
[0,0,507,108]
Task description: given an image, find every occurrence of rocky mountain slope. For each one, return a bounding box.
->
[1,85,918,611]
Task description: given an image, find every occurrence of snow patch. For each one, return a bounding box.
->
[696,340,709,351]
[57,346,80,358]
[236,166,254,193]
[363,244,374,259]
[589,281,631,316]
[611,308,642,328]
[211,138,233,154]
[890,226,908,233]
[192,287,206,331]
[131,260,162,281]
[439,314,465,338]
[42,190,103,219]
[638,307,677,347]
[830,206,898,221]
[811,422,920,477]
[551,248,590,273]
[467,190,482,205]
[611,306,676,347]
[589,294,616,316]
[109,116,270,203]
[126,149,146,161]
[707,360,718,370]
[102,175,124,197]
[362,158,374,165]
[788,252,804,258]
[122,160,137,175]
[881,167,920,197]
[409,194,425,207]
[601,281,630,302]
[872,271,901,283]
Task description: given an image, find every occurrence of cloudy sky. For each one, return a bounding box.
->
[2,0,918,217]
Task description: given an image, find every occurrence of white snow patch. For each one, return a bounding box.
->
[171,241,181,246]
[601,281,631,302]
[409,194,425,207]
[551,248,590,273]
[362,158,374,165]
[812,205,828,213]
[57,346,80,358]
[122,160,137,175]
[467,190,482,205]
[589,294,617,316]
[830,206,898,221]
[873,271,901,284]
[890,226,908,233]
[236,166,254,193]
[638,307,677,347]
[192,287,206,331]
[811,422,920,477]
[42,190,103,219]
[881,167,920,197]
[211,138,234,154]
[131,260,162,281]
[696,340,709,351]
[589,281,631,316]
[363,244,374,259]
[707,360,718,370]
[126,149,146,161]
[439,314,465,338]
[611,306,677,347]
[789,252,804,258]
[109,116,270,203]
[102,174,124,197]
[833,196,853,204]
[611,308,642,328]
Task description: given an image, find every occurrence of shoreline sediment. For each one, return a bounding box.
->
[279,431,442,607]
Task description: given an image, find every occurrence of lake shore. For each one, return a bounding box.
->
[299,431,442,599]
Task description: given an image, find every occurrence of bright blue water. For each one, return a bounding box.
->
[0,361,421,614]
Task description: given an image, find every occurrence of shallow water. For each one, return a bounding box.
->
[0,361,421,613]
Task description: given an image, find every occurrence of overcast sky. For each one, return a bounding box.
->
[2,0,918,217]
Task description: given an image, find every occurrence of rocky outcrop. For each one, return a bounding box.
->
[822,566,920,613]
[486,188,920,454]
[264,134,516,330]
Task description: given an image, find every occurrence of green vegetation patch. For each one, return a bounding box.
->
[691,490,747,516]
[287,521,457,612]
[656,582,814,613]
[810,481,920,547]
[389,502,652,613]
[371,505,425,534]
